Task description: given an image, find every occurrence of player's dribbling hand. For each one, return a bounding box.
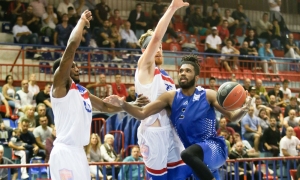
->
[81,10,93,28]
[170,0,189,9]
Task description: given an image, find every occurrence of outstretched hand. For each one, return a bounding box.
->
[103,95,125,107]
[170,0,189,10]
[241,91,252,112]
[133,94,150,107]
[81,10,93,28]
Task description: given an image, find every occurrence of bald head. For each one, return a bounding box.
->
[256,79,262,87]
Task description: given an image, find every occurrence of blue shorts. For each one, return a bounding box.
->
[195,137,227,179]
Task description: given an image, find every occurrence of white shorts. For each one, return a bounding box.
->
[49,143,90,180]
[138,125,184,171]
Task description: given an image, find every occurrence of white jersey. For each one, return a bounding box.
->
[135,67,176,126]
[50,81,92,147]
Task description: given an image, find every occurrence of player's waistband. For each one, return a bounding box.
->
[54,142,84,151]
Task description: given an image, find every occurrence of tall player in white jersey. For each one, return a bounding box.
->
[134,0,192,179]
[49,11,126,180]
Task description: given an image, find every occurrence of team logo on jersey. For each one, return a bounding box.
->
[83,101,92,113]
[165,84,173,91]
[183,101,188,105]
[76,84,89,99]
[192,94,200,101]
[59,169,73,180]
[140,144,149,160]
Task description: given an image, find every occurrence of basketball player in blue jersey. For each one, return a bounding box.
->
[105,55,251,180]
[133,0,192,179]
[49,10,148,180]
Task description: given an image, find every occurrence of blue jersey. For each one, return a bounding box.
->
[170,86,218,148]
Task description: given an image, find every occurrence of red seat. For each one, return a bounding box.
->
[177,32,188,44]
[243,69,255,80]
[211,68,221,79]
[174,22,186,31]
[290,169,297,180]
[205,57,218,68]
[273,49,284,57]
[188,35,200,45]
[196,44,205,52]
[169,43,181,52]
[162,42,170,50]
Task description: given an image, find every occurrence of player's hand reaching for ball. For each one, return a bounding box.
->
[170,0,189,10]
[133,94,150,107]
[241,91,252,112]
[103,95,125,107]
[81,10,92,28]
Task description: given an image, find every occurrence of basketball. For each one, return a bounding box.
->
[217,82,247,111]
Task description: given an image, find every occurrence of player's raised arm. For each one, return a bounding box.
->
[137,0,189,72]
[105,91,174,120]
[52,10,92,98]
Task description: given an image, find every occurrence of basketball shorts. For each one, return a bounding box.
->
[49,143,90,180]
[138,125,193,180]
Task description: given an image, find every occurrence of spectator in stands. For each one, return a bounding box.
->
[30,0,46,18]
[206,9,222,29]
[217,117,235,136]
[258,41,279,78]
[255,79,269,104]
[128,3,147,39]
[219,130,231,153]
[268,0,287,32]
[242,78,251,91]
[80,27,91,47]
[56,0,75,18]
[247,86,257,107]
[256,13,273,41]
[85,133,108,180]
[204,26,221,54]
[45,126,55,163]
[187,7,207,36]
[217,20,230,45]
[75,0,95,12]
[36,82,54,122]
[208,77,217,91]
[262,116,280,157]
[0,92,11,121]
[74,0,89,16]
[110,24,122,48]
[239,41,259,62]
[229,141,261,179]
[94,0,111,27]
[268,83,284,106]
[108,9,124,30]
[220,39,240,74]
[271,19,282,43]
[19,119,45,162]
[53,14,74,46]
[2,75,16,110]
[151,0,165,23]
[0,145,18,180]
[283,109,300,128]
[268,95,284,125]
[159,6,181,43]
[12,16,38,45]
[18,105,36,132]
[28,73,40,97]
[232,133,259,157]
[41,5,58,38]
[244,29,260,51]
[231,4,250,37]
[280,79,292,104]
[100,134,121,178]
[284,97,299,117]
[284,33,300,59]
[223,9,238,36]
[120,21,139,49]
[86,74,112,99]
[67,7,79,27]
[111,74,128,98]
[95,20,122,61]
[280,126,300,157]
[183,4,194,23]
[119,145,144,180]
[7,0,26,23]
[33,116,52,152]
[241,106,262,151]
[126,86,136,102]
[21,5,41,35]
[15,79,36,117]
[257,108,270,132]
[35,103,53,127]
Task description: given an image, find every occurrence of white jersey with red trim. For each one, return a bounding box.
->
[135,67,176,126]
[50,81,92,147]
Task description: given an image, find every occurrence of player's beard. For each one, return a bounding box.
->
[155,57,163,66]
[72,77,80,84]
[179,77,196,89]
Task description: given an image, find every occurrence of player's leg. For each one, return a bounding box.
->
[138,126,169,180]
[49,145,90,180]
[167,128,193,180]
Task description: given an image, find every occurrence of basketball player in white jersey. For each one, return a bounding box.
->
[49,10,127,180]
[134,0,192,179]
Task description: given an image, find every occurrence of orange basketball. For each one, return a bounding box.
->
[217,82,247,111]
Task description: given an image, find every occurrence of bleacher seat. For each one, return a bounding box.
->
[169,43,181,52]
[174,22,186,31]
[74,53,81,62]
[243,69,255,80]
[39,62,51,74]
[120,64,132,76]
[29,157,47,178]
[131,119,140,145]
[41,36,51,45]
[54,51,63,59]
[94,63,105,75]
[92,53,104,62]
[41,51,53,61]
[107,63,119,75]
[123,117,137,149]
[80,63,89,74]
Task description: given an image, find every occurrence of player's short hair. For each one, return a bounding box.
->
[53,58,61,74]
[180,54,200,75]
[138,29,154,49]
